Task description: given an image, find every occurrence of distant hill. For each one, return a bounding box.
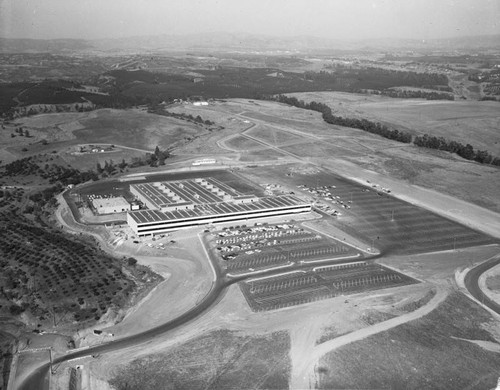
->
[0,38,92,53]
[1,33,499,54]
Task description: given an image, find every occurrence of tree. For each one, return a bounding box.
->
[118,159,127,169]
[96,162,103,174]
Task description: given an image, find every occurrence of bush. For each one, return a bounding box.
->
[9,304,25,315]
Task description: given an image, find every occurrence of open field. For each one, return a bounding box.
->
[288,91,500,156]
[240,262,417,312]
[108,329,290,390]
[186,98,500,213]
[317,292,500,390]
[2,108,208,165]
[223,134,266,151]
[246,125,309,147]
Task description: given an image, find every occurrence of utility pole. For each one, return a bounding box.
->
[391,209,394,222]
[50,348,55,374]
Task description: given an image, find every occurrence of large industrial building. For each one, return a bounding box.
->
[126,177,311,236]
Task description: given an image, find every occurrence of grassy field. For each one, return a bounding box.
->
[60,147,148,171]
[224,134,266,151]
[317,292,500,390]
[288,91,500,156]
[74,109,205,150]
[4,108,207,164]
[246,125,307,147]
[108,329,290,390]
[202,99,500,213]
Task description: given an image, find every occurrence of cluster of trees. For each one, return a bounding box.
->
[273,95,412,143]
[148,106,215,126]
[306,67,449,91]
[414,134,500,165]
[2,157,39,176]
[96,160,119,176]
[11,127,31,137]
[148,146,171,166]
[2,156,98,185]
[27,185,63,210]
[96,146,171,173]
[272,95,499,166]
[377,89,454,101]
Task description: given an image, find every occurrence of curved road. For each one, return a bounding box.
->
[19,250,388,389]
[464,253,500,314]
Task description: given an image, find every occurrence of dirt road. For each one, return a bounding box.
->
[290,286,448,390]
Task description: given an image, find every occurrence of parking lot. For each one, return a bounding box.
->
[208,222,358,273]
[240,262,416,311]
[290,173,497,254]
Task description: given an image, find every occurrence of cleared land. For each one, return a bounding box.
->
[108,329,290,390]
[288,91,500,156]
[1,108,208,166]
[317,292,500,390]
[193,98,500,213]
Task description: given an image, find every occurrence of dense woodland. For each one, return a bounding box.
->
[0,65,461,120]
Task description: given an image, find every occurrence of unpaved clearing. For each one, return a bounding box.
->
[288,91,500,155]
[290,286,447,390]
[184,98,500,214]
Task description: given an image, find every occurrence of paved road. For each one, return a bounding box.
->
[464,253,500,314]
[18,248,387,390]
[290,286,448,390]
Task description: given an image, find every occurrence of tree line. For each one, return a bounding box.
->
[414,134,500,165]
[272,94,412,143]
[376,89,454,101]
[270,94,499,166]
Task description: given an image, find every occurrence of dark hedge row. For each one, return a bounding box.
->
[272,94,412,143]
[271,94,499,166]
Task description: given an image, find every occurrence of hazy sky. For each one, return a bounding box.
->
[1,0,499,40]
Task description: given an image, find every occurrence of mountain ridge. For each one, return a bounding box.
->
[1,32,499,54]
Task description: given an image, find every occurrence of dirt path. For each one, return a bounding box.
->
[289,286,448,390]
[53,194,213,341]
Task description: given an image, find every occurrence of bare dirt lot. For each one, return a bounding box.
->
[317,291,500,390]
[178,98,500,214]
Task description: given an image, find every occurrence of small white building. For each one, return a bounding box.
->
[92,197,131,214]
